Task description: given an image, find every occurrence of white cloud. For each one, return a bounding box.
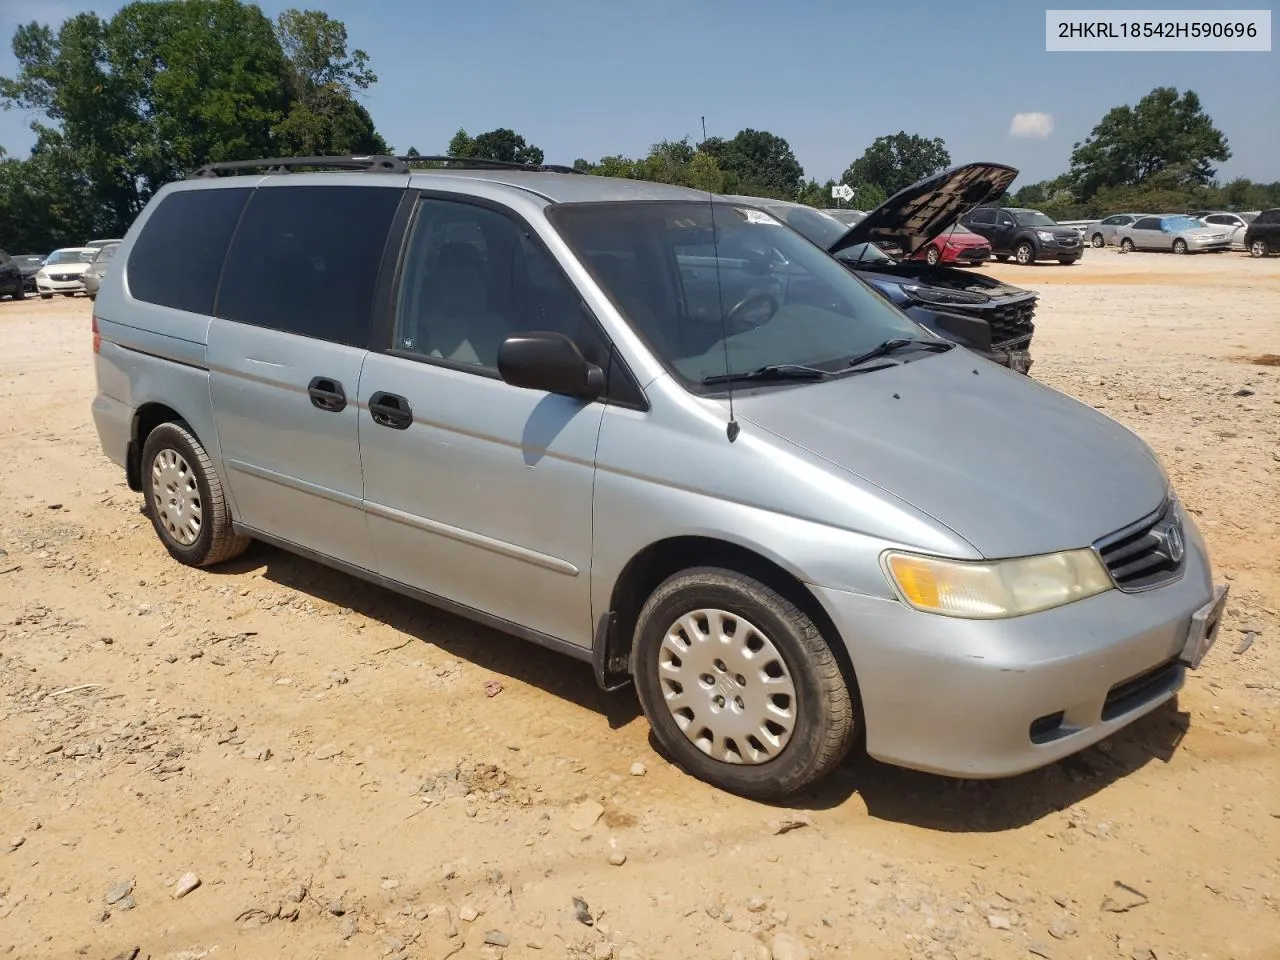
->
[1009,112,1055,140]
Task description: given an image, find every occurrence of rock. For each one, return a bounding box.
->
[8,836,24,851]
[173,872,201,899]
[572,896,594,926]
[607,838,627,866]
[93,908,110,923]
[770,931,811,960]
[483,930,510,947]
[1028,942,1053,959]
[459,905,479,922]
[1157,389,1172,401]
[629,761,647,777]
[569,800,605,831]
[484,680,503,697]
[314,744,342,760]
[593,942,614,960]
[747,895,768,912]
[1234,388,1255,397]
[105,880,135,905]
[116,896,136,911]
[988,914,1012,930]
[327,899,346,917]
[339,915,358,940]
[285,882,307,904]
[1100,881,1148,913]
[1049,917,1077,939]
[329,671,348,685]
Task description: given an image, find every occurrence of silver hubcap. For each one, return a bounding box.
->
[657,608,797,765]
[1017,246,1031,263]
[151,449,202,546]
[1252,241,1266,257]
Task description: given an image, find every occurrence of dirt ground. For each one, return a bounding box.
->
[1,247,1278,960]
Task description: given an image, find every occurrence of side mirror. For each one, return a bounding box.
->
[497,331,605,400]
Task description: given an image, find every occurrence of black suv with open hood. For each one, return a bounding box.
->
[722,162,1038,374]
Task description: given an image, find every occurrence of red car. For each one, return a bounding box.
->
[912,224,991,266]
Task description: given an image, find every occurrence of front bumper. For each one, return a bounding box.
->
[950,246,992,264]
[812,518,1220,778]
[37,277,86,294]
[1185,238,1230,252]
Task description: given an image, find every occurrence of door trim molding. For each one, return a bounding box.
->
[364,500,579,577]
[225,458,364,510]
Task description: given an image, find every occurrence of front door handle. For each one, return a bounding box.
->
[307,376,347,412]
[368,391,413,430]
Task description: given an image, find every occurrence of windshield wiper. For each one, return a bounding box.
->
[845,337,954,369]
[702,363,830,386]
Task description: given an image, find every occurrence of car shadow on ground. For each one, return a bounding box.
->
[212,540,1192,832]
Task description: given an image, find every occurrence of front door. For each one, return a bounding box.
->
[208,181,407,571]
[358,194,611,647]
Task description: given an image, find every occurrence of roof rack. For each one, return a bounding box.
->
[188,154,584,179]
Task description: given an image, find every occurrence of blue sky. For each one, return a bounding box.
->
[1,0,1276,189]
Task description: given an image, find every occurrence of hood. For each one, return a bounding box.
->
[828,162,1019,257]
[41,262,91,275]
[733,348,1167,558]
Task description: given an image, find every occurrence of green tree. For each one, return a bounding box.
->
[273,8,386,155]
[842,132,950,197]
[700,129,803,199]
[448,127,544,165]
[1068,87,1230,200]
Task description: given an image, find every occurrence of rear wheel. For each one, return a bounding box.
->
[1173,238,1189,255]
[925,245,942,266]
[1014,241,1035,265]
[632,567,857,800]
[141,420,250,567]
[1249,238,1269,258]
[1120,238,1135,253]
[1091,232,1105,248]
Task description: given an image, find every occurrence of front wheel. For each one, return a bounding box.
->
[1058,258,1076,265]
[1014,241,1036,265]
[1173,238,1188,255]
[39,293,52,300]
[1091,233,1105,248]
[141,420,250,567]
[1249,238,1269,258]
[925,245,942,266]
[632,567,857,800]
[1120,238,1135,253]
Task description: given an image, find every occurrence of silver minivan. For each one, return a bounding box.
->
[91,155,1227,799]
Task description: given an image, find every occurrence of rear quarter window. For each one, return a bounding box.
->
[127,187,252,314]
[215,184,403,347]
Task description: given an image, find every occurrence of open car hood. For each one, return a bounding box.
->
[828,162,1019,256]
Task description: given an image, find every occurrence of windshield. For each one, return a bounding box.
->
[1013,211,1058,227]
[548,201,928,391]
[46,249,95,264]
[826,210,865,225]
[833,242,896,265]
[1163,216,1204,231]
[758,204,851,249]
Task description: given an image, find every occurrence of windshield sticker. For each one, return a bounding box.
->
[737,208,780,225]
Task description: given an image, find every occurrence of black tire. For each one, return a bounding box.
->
[632,567,857,800]
[1172,238,1188,255]
[1250,238,1270,258]
[1120,238,1135,253]
[13,285,24,301]
[1058,258,1076,265]
[994,254,1009,262]
[40,293,52,300]
[1014,241,1036,265]
[1091,233,1105,248]
[140,420,250,567]
[925,245,941,266]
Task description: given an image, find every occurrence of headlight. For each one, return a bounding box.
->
[1036,230,1055,241]
[882,548,1113,619]
[899,283,989,306]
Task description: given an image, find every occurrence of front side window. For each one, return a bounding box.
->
[217,185,402,346]
[1133,217,1162,230]
[549,201,927,392]
[968,208,996,225]
[393,198,607,372]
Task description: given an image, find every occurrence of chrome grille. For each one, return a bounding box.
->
[1093,499,1186,592]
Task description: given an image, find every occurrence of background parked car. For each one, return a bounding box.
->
[911,222,991,266]
[13,253,46,292]
[86,238,124,248]
[1088,213,1151,247]
[1114,215,1231,254]
[1192,210,1257,250]
[82,241,121,299]
[960,206,1083,264]
[723,162,1040,374]
[0,249,25,300]
[1243,208,1280,257]
[35,247,98,297]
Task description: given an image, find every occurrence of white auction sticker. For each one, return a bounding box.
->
[1046,9,1271,51]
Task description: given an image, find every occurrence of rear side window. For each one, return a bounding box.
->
[968,208,996,225]
[128,187,251,314]
[216,185,402,347]
[1258,210,1279,224]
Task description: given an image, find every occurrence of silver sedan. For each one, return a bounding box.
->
[1114,214,1232,254]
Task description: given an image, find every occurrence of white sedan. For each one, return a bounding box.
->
[35,247,99,298]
